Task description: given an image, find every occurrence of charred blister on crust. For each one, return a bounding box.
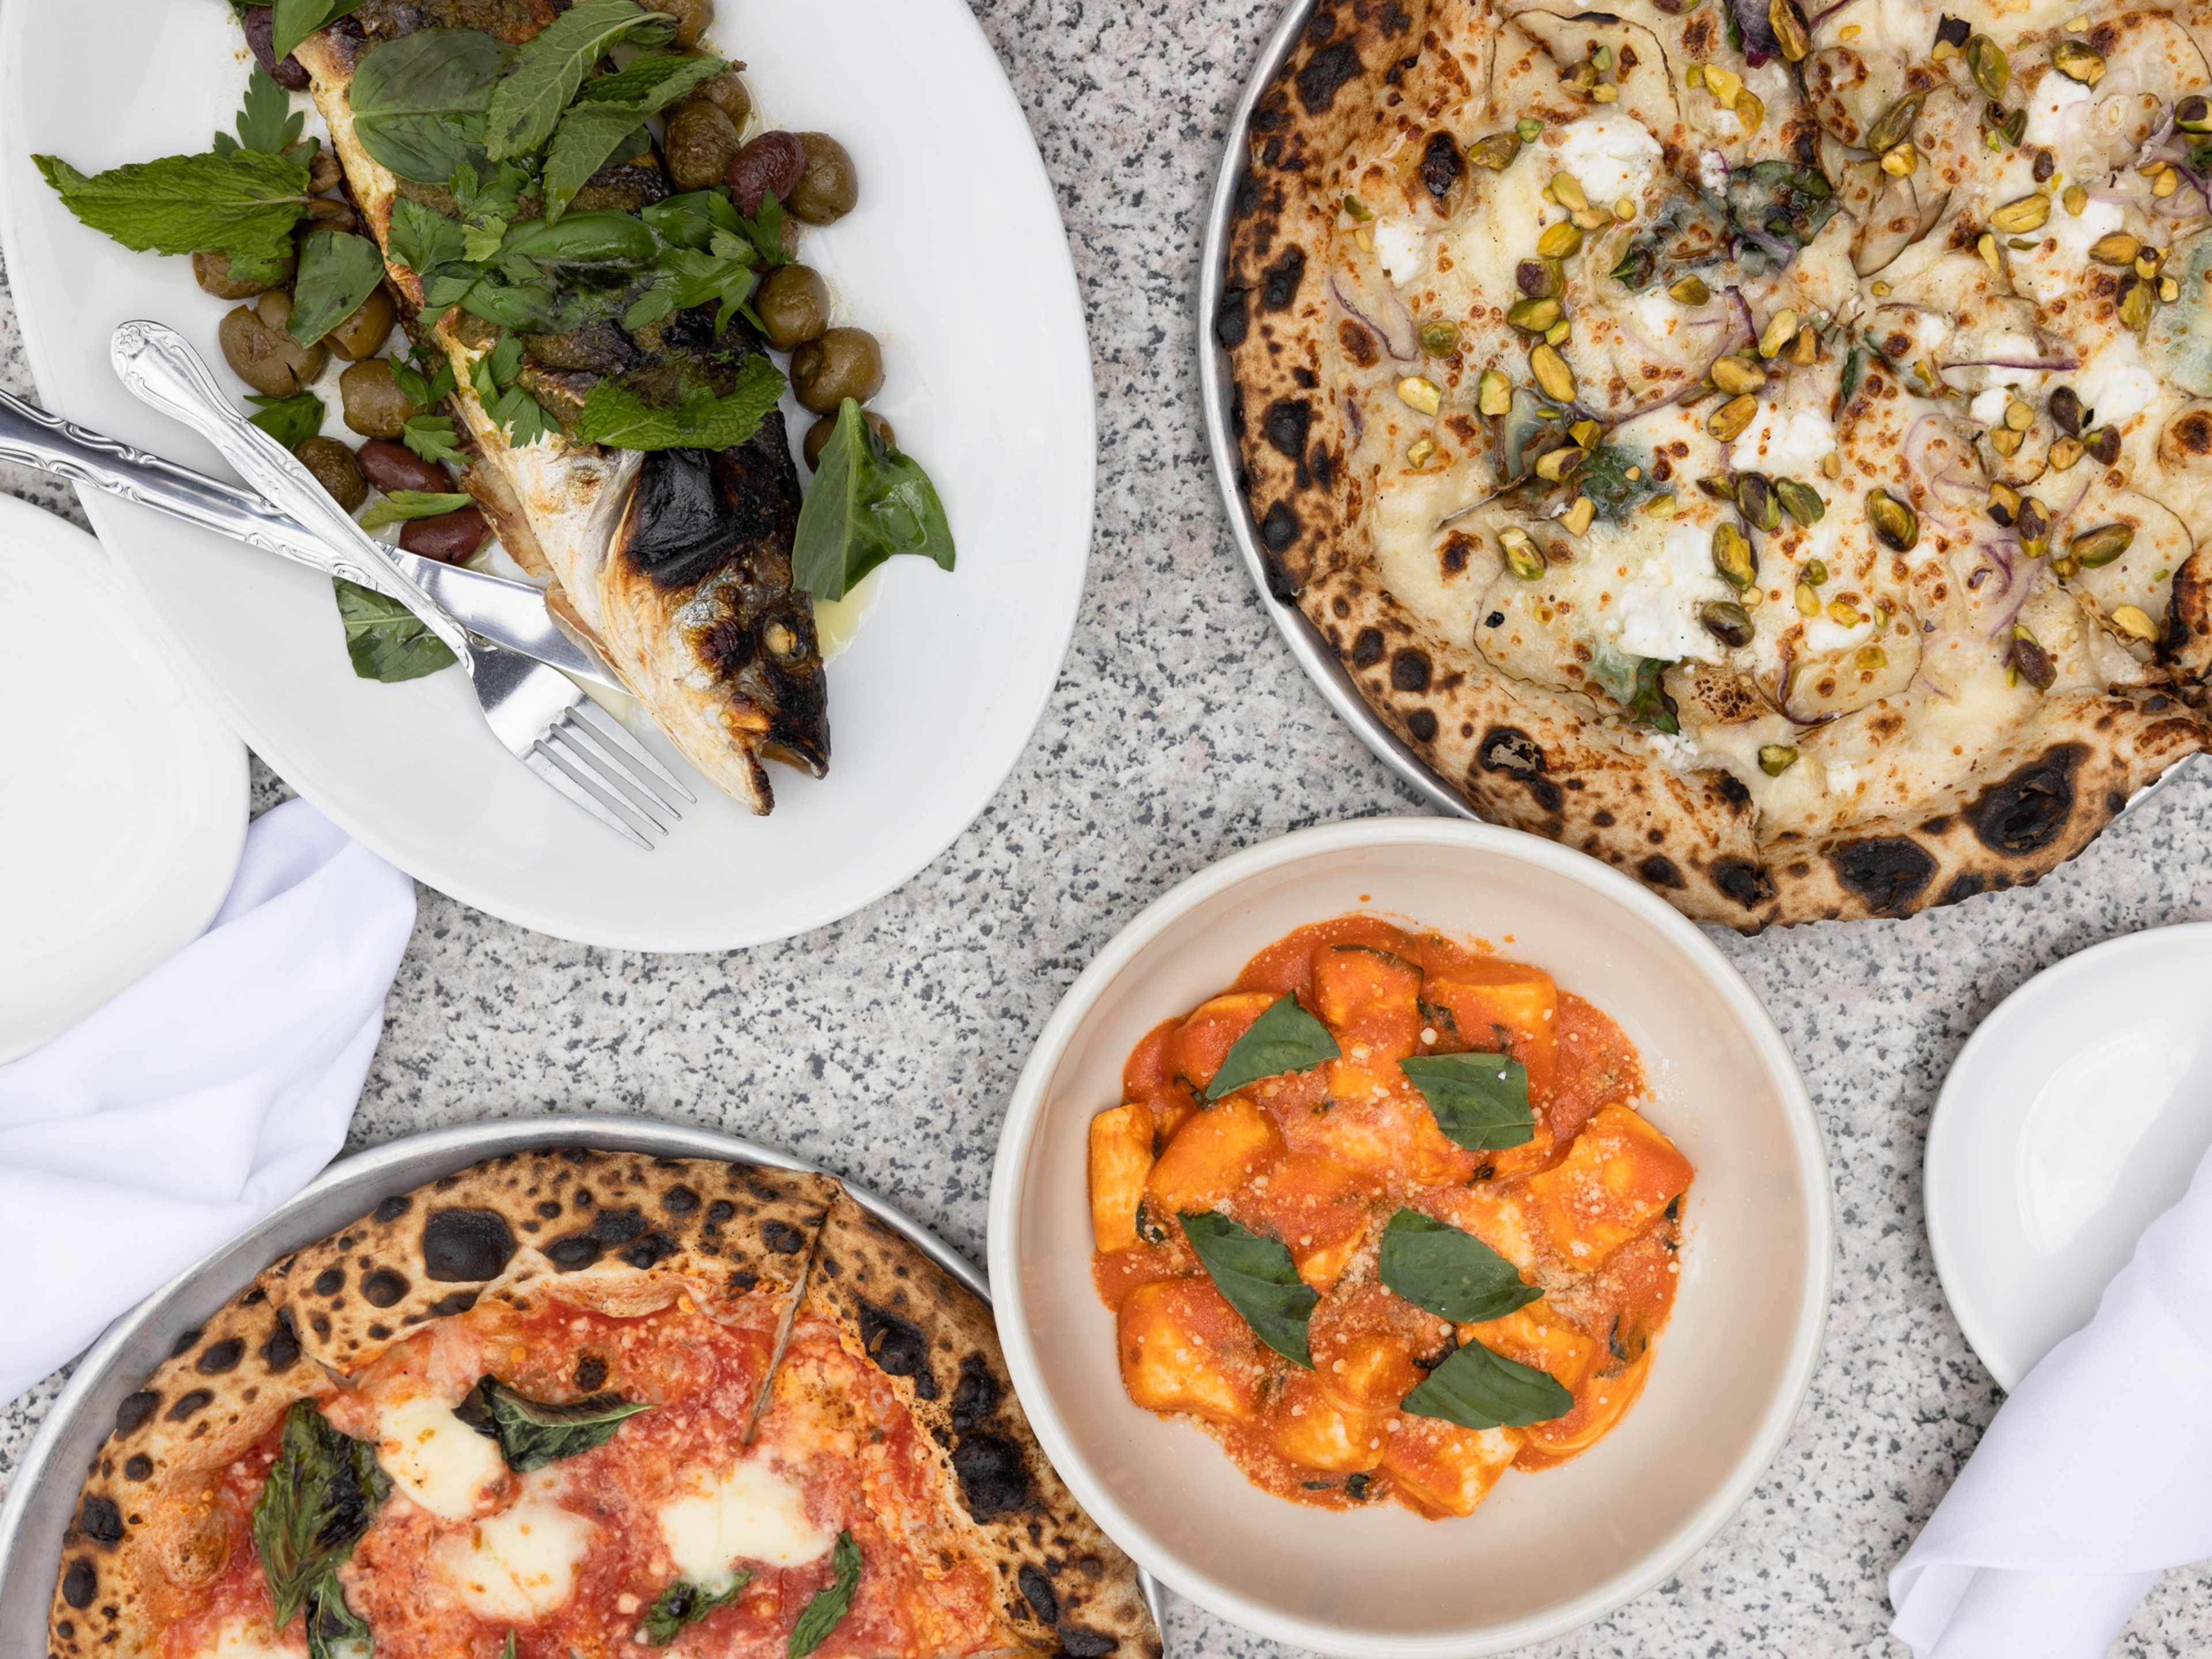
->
[1965,745,2083,857]
[1828,837,1939,914]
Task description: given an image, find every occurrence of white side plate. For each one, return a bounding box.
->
[0,0,1093,950]
[1927,925,2212,1391]
[0,494,245,1061]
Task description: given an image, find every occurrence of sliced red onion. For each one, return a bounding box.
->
[1343,393,1365,446]
[1331,270,1417,362]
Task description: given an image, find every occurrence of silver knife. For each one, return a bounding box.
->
[0,387,624,694]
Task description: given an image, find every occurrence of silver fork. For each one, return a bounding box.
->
[110,320,693,850]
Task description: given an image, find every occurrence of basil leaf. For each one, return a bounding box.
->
[331,577,459,682]
[351,29,510,184]
[573,357,786,452]
[34,148,308,263]
[455,1376,654,1472]
[1198,992,1339,1104]
[787,1532,861,1658]
[247,390,325,450]
[791,399,958,603]
[386,196,468,277]
[500,210,658,267]
[304,1571,373,1659]
[359,490,472,531]
[483,0,675,162]
[229,64,305,155]
[1836,344,1864,416]
[273,0,368,59]
[1399,1052,1535,1152]
[638,1573,752,1645]
[1399,1338,1574,1430]
[403,415,468,467]
[251,1401,391,1631]
[499,1635,516,1659]
[288,229,385,346]
[1627,656,1680,734]
[1178,1211,1317,1368]
[1377,1209,1542,1324]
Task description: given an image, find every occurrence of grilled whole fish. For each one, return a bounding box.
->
[291,1,829,812]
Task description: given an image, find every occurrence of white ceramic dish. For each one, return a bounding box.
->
[0,494,245,1062]
[988,819,1833,1657]
[0,0,1093,950]
[1927,925,2212,1392]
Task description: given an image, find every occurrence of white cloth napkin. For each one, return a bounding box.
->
[0,799,415,1404]
[1890,1136,2212,1657]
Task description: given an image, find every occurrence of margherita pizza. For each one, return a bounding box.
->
[47,1152,1157,1659]
[1221,0,2212,926]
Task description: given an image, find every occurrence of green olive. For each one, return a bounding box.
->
[692,70,751,130]
[663,100,741,192]
[339,359,413,439]
[193,249,291,300]
[301,196,360,236]
[804,408,895,469]
[218,292,327,397]
[660,0,715,48]
[323,286,397,361]
[789,327,884,415]
[306,147,343,194]
[754,264,831,350]
[787,132,858,225]
[295,436,366,512]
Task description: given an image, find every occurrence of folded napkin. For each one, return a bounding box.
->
[0,799,415,1405]
[1890,1135,2212,1657]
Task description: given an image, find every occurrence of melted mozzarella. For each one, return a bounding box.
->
[658,1460,833,1586]
[194,1619,302,1659]
[1552,111,1661,209]
[374,1395,505,1521]
[431,1496,594,1622]
[2075,334,2161,427]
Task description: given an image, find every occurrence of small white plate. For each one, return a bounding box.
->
[0,494,246,1062]
[1927,925,2212,1391]
[0,0,1092,950]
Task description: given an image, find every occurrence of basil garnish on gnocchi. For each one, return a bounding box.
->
[1089,917,1692,1516]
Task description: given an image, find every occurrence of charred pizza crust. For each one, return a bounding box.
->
[1221,0,2212,929]
[49,1150,1159,1659]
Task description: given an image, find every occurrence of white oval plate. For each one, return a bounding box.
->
[990,819,1833,1657]
[1927,925,2212,1391]
[0,494,245,1062]
[0,0,1092,950]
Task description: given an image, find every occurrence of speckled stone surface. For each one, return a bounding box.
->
[7,3,2212,1654]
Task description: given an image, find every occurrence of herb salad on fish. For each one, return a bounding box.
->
[37,0,956,816]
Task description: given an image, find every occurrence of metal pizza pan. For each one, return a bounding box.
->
[0,1115,1167,1644]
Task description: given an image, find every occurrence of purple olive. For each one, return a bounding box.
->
[357,439,450,495]
[726,131,807,218]
[400,504,491,565]
[241,6,311,90]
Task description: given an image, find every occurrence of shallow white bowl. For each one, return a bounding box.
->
[988,819,1832,1657]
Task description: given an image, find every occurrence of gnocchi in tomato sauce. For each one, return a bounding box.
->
[1088,915,1692,1518]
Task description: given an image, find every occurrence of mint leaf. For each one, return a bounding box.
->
[403,414,468,466]
[1199,993,1338,1103]
[1377,1209,1542,1324]
[1399,1052,1534,1153]
[247,391,325,450]
[638,1574,751,1645]
[230,64,306,154]
[287,229,386,346]
[787,1533,861,1658]
[272,0,368,59]
[483,0,675,162]
[35,148,309,264]
[542,107,649,221]
[359,490,472,532]
[1179,1212,1317,1368]
[1400,1339,1574,1430]
[351,29,510,184]
[573,357,786,452]
[331,578,458,681]
[574,51,725,112]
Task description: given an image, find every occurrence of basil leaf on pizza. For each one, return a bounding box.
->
[789,1532,862,1657]
[1179,1210,1317,1368]
[1203,994,1339,1102]
[1399,1052,1534,1152]
[1400,1339,1574,1431]
[455,1376,653,1472]
[251,1403,389,1631]
[639,1573,753,1644]
[1377,1209,1541,1324]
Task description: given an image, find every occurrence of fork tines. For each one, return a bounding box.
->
[528,705,697,849]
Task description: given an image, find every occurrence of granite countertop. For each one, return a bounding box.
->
[5,2,2212,1654]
